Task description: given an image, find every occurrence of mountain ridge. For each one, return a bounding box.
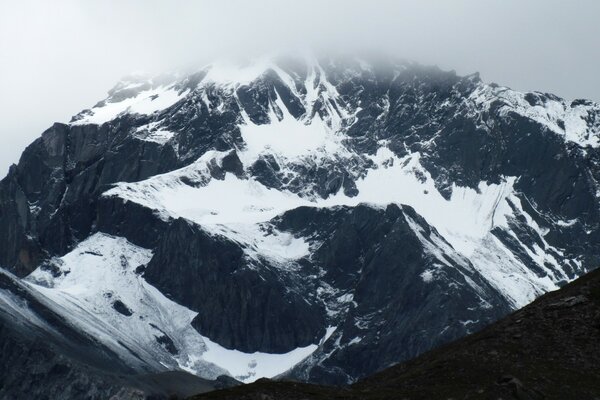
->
[0,55,598,390]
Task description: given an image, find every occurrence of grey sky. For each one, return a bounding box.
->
[1,0,599,175]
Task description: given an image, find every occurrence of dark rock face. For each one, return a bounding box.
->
[0,95,245,277]
[144,203,510,382]
[190,268,600,400]
[352,262,600,399]
[0,165,42,276]
[113,300,133,316]
[0,122,180,276]
[144,218,326,353]
[277,205,510,383]
[96,193,170,249]
[1,55,600,392]
[0,328,124,400]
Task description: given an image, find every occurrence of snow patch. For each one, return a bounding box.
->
[420,270,434,283]
[133,122,176,144]
[197,335,318,382]
[72,85,188,125]
[470,85,600,148]
[205,223,310,266]
[238,94,343,165]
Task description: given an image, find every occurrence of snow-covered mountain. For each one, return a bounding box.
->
[0,55,599,391]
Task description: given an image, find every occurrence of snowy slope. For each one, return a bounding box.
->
[469,85,600,148]
[71,74,190,126]
[24,233,328,383]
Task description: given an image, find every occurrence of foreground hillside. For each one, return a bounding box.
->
[191,266,600,399]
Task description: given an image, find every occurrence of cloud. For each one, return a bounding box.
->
[1,0,599,174]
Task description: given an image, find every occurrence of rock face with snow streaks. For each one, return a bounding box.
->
[0,55,599,388]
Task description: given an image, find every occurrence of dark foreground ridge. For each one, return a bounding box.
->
[190,267,600,399]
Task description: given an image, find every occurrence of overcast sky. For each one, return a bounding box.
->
[1,0,599,175]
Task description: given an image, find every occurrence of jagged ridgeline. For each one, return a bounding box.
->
[0,55,599,392]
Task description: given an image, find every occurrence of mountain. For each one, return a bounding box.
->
[0,55,599,392]
[189,263,600,400]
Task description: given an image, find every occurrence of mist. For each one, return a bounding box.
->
[1,0,599,175]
